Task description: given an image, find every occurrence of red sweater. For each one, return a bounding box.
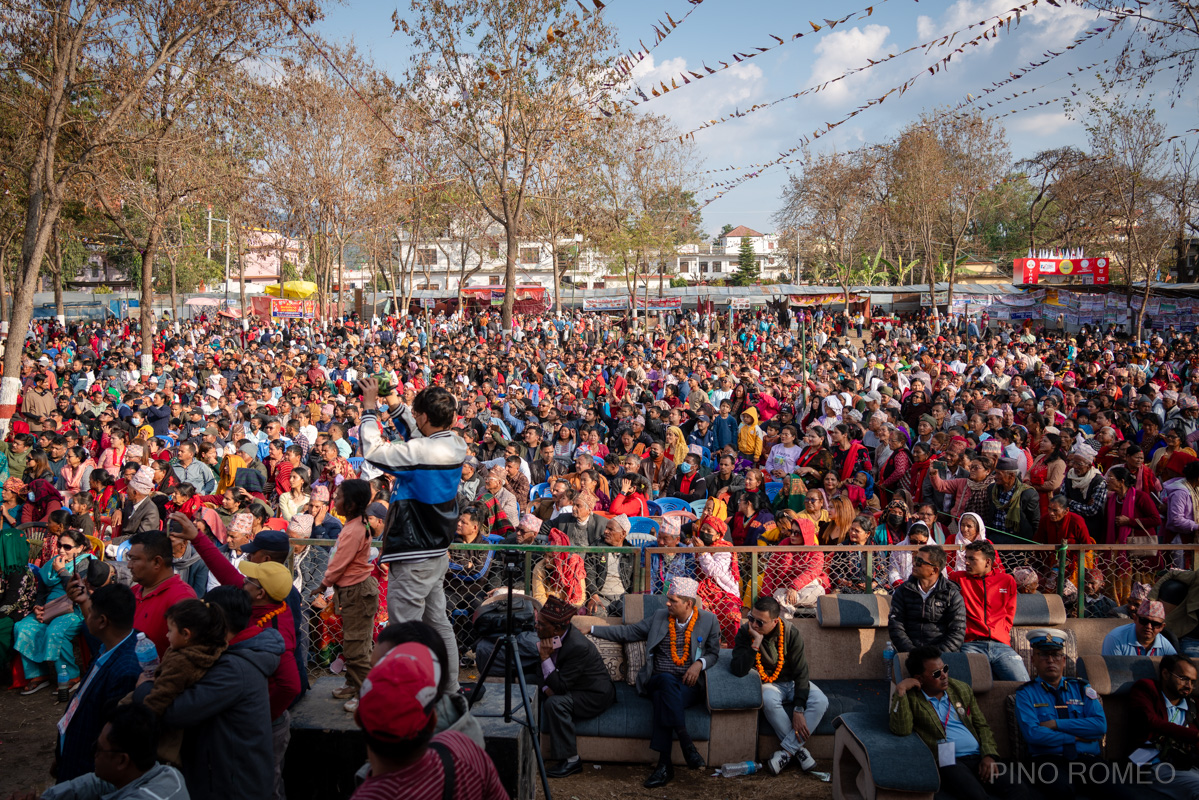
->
[948,569,1017,644]
[1130,677,1199,750]
[192,531,301,719]
[133,575,197,656]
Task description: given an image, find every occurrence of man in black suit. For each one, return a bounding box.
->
[537,596,617,778]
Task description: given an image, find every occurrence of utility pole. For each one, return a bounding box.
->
[206,206,213,262]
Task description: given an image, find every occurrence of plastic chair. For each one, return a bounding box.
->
[348,456,365,472]
[529,482,552,501]
[689,499,708,516]
[654,497,693,514]
[646,501,663,516]
[764,481,783,501]
[85,535,105,560]
[628,517,660,537]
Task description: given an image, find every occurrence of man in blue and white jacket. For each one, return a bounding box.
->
[357,377,467,692]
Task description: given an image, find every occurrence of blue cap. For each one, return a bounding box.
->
[240,529,291,554]
[1027,628,1068,652]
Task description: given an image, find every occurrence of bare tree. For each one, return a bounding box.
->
[397,0,617,331]
[0,0,321,421]
[931,113,1011,305]
[1087,101,1174,339]
[774,147,878,305]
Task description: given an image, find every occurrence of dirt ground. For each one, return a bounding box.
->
[534,762,834,800]
[0,685,62,797]
[0,680,834,800]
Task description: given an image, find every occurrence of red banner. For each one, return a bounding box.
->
[1015,257,1110,285]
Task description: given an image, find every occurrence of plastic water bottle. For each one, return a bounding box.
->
[883,640,896,679]
[135,632,159,680]
[720,761,762,777]
[56,662,71,703]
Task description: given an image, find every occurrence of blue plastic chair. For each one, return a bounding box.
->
[764,481,783,501]
[529,482,552,501]
[628,517,660,537]
[348,456,364,472]
[689,499,708,516]
[654,497,693,514]
[646,500,663,516]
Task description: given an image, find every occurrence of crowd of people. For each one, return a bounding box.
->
[2,302,1199,799]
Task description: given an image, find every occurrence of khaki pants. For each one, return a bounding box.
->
[335,577,379,692]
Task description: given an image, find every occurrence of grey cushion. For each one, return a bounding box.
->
[1012,593,1066,626]
[760,680,892,737]
[548,681,711,740]
[835,711,940,792]
[816,594,890,628]
[1077,655,1162,696]
[706,649,762,710]
[632,593,668,622]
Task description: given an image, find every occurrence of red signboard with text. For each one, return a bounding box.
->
[1014,256,1109,285]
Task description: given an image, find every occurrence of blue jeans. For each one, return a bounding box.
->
[761,681,829,755]
[960,640,1029,681]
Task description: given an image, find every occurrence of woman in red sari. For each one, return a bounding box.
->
[1027,433,1068,519]
[689,515,742,648]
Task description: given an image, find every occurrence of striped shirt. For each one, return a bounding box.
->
[351,732,507,800]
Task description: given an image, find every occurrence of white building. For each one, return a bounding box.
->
[387,232,607,291]
[674,226,788,283]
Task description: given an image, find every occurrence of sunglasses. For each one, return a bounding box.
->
[748,616,772,628]
[1137,616,1166,629]
[912,557,933,569]
[931,666,950,679]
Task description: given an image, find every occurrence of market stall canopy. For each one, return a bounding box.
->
[217,308,242,319]
[263,281,318,299]
[184,298,220,307]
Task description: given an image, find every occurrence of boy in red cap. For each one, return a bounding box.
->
[352,643,507,800]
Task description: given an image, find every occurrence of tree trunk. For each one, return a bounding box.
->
[503,227,518,332]
[169,248,179,332]
[52,225,65,325]
[140,221,161,373]
[551,243,561,314]
[0,232,11,328]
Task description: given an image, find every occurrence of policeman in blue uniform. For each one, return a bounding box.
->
[1013,628,1134,800]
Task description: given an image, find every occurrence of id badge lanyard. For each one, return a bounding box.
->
[937,700,956,767]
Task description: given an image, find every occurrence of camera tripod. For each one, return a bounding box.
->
[468,552,552,800]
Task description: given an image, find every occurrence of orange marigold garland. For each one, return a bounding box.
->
[756,620,785,683]
[257,603,287,628]
[669,612,698,666]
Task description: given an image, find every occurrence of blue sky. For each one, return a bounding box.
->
[318,0,1196,237]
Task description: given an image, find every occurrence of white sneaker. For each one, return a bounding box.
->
[795,745,816,772]
[343,697,359,713]
[766,749,791,776]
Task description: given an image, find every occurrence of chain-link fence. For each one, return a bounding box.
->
[288,538,1199,682]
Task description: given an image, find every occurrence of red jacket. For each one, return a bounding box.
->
[948,569,1017,644]
[1130,677,1199,751]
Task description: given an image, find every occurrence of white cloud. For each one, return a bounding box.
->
[625,53,765,131]
[1008,110,1078,137]
[807,24,893,105]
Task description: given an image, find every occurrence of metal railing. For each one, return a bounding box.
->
[285,539,1199,681]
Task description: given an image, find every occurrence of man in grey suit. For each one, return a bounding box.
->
[121,465,161,537]
[589,577,721,788]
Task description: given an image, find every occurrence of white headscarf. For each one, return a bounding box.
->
[951,512,988,572]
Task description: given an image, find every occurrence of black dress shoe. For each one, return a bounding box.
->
[644,763,674,788]
[682,743,705,769]
[547,758,583,778]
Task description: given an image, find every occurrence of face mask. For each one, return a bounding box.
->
[699,531,716,545]
[887,514,905,527]
[679,462,692,474]
[28,492,36,502]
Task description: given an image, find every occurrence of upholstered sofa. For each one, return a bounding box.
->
[830,593,1127,800]
[538,593,763,766]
